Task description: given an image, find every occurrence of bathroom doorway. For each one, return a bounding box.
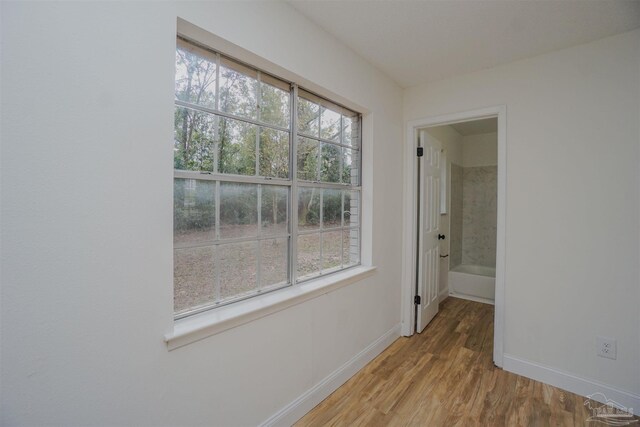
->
[401,106,506,367]
[429,118,497,305]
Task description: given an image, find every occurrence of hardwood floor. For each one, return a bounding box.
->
[295,297,639,426]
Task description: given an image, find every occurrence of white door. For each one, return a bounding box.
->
[416,131,442,333]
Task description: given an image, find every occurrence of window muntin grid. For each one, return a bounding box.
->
[174,37,361,319]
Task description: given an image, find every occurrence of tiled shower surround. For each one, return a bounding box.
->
[450,164,463,267]
[450,164,497,268]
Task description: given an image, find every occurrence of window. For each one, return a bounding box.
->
[173,38,361,318]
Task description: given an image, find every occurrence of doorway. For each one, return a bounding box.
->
[401,106,506,367]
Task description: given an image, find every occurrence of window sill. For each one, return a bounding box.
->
[165,265,377,350]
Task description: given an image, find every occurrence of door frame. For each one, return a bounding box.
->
[400,105,507,368]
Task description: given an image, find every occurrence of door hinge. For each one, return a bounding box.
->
[414,295,421,305]
[417,147,424,157]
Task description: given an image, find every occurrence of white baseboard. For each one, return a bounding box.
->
[438,287,449,303]
[503,354,640,416]
[260,324,401,427]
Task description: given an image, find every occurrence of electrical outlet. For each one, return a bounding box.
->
[596,336,617,360]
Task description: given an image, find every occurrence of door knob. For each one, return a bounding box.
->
[438,234,446,240]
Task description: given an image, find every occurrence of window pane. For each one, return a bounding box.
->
[175,46,216,109]
[320,107,341,142]
[297,233,320,279]
[260,238,288,289]
[174,39,363,316]
[342,115,359,148]
[297,97,319,137]
[259,128,289,178]
[220,183,258,239]
[174,179,215,245]
[260,82,290,128]
[343,229,360,267]
[297,137,319,181]
[343,190,360,228]
[320,143,341,183]
[174,107,215,172]
[298,187,320,230]
[219,64,258,120]
[174,246,216,314]
[219,241,258,301]
[261,185,288,236]
[322,189,341,229]
[342,147,359,185]
[218,116,256,176]
[322,231,342,271]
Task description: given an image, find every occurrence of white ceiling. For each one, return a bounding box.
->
[288,0,640,88]
[450,118,497,136]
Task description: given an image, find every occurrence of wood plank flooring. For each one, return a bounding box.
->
[295,297,639,426]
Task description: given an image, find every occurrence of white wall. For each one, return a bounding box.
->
[0,2,403,425]
[463,132,497,167]
[406,29,640,397]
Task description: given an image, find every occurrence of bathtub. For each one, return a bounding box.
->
[448,264,495,304]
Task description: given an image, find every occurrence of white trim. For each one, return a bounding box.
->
[401,106,507,367]
[494,107,507,368]
[260,324,401,427]
[503,354,640,416]
[165,266,377,350]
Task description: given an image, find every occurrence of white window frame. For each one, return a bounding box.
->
[173,36,363,321]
